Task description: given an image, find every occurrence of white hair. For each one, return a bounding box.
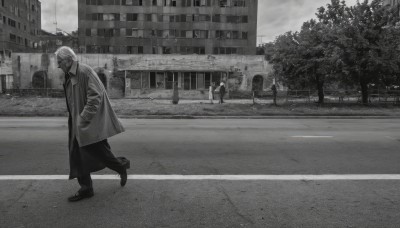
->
[55,46,77,61]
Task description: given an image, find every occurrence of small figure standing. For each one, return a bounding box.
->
[271,84,277,106]
[209,82,215,104]
[209,85,214,104]
[219,82,226,104]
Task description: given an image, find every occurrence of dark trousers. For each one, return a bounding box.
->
[76,139,125,193]
[219,93,225,103]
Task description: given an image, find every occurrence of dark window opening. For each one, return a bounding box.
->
[166,72,174,89]
[150,72,156,88]
[184,72,190,90]
[190,72,197,90]
[127,13,138,21]
[163,47,171,54]
[212,14,220,22]
[205,72,211,88]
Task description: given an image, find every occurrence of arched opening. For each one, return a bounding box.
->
[32,71,48,88]
[252,75,264,91]
[98,73,107,89]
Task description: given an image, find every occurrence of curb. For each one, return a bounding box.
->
[0,114,399,119]
[118,115,400,119]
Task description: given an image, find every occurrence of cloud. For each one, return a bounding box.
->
[41,0,78,33]
[257,0,358,44]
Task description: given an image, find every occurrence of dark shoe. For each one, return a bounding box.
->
[120,169,127,187]
[68,190,94,202]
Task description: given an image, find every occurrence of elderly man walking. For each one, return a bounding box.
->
[56,46,129,202]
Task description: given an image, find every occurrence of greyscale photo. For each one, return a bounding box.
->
[1,0,400,227]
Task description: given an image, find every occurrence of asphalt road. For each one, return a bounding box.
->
[1,117,400,227]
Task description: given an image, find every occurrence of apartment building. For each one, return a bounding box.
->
[0,0,41,92]
[0,0,41,54]
[78,0,258,55]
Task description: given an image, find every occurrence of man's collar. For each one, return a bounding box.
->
[68,61,78,76]
[68,61,78,85]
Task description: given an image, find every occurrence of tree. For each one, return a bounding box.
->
[318,0,400,104]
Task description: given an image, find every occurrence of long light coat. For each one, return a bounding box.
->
[63,61,124,178]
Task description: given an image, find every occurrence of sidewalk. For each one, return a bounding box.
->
[0,97,400,118]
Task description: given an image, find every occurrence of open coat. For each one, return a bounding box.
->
[63,61,125,179]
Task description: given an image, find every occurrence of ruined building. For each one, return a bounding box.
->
[12,0,272,99]
[0,0,41,92]
[78,0,257,55]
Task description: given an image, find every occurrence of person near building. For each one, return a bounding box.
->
[219,82,226,104]
[56,46,129,202]
[271,84,277,106]
[209,82,215,104]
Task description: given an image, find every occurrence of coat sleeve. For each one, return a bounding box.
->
[80,69,103,122]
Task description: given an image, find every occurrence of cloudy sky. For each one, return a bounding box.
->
[40,0,358,44]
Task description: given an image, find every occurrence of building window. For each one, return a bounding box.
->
[152,0,157,5]
[182,0,191,6]
[127,13,138,21]
[8,18,16,27]
[102,0,121,5]
[127,46,133,54]
[86,29,91,36]
[145,14,152,21]
[165,72,174,89]
[233,0,245,6]
[183,72,191,90]
[162,46,171,54]
[193,47,205,54]
[212,14,220,22]
[103,13,120,21]
[204,72,211,88]
[242,32,248,39]
[1,0,4,7]
[219,0,228,7]
[199,14,210,21]
[9,33,16,43]
[132,29,144,37]
[129,71,142,89]
[150,72,156,88]
[197,72,205,89]
[193,30,208,39]
[190,72,197,90]
[127,46,144,54]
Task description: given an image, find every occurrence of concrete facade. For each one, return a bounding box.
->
[0,0,41,53]
[12,53,272,99]
[78,0,257,55]
[0,0,41,91]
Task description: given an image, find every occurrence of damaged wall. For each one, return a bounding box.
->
[12,53,273,99]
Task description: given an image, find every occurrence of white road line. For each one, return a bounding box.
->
[292,136,333,138]
[1,175,400,180]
